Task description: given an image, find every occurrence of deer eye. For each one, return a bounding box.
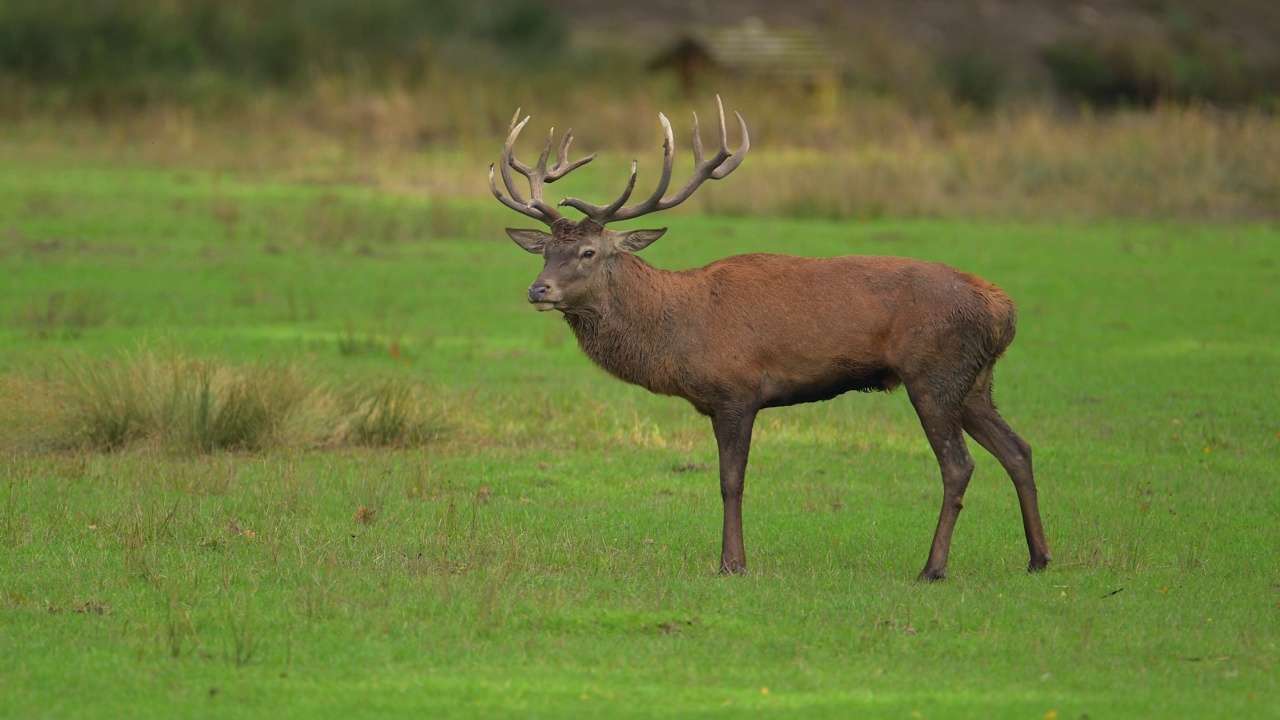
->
[581,249,596,259]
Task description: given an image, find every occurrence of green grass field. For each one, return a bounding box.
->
[2,143,1278,718]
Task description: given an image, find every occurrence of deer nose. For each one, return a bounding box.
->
[528,282,552,303]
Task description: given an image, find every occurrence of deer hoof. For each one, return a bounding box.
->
[718,562,748,575]
[1028,554,1053,573]
[916,568,948,582]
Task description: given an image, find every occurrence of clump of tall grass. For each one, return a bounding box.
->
[335,380,443,448]
[61,353,311,452]
[0,352,446,454]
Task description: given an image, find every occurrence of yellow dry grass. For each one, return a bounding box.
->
[5,81,1274,222]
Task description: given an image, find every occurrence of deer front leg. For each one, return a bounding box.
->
[712,407,758,574]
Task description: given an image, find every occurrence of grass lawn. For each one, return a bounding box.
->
[1,145,1278,718]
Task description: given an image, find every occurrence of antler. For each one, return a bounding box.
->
[559,95,750,225]
[488,108,596,226]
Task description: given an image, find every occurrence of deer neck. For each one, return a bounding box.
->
[561,253,683,395]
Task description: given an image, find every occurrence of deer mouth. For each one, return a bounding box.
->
[531,300,558,312]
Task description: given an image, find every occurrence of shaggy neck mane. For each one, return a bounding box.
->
[561,253,681,395]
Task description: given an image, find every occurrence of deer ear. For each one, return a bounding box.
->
[615,228,667,253]
[506,228,551,254]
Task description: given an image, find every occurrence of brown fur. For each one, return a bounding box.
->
[513,218,1051,580]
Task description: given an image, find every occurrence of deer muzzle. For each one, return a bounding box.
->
[528,281,559,311]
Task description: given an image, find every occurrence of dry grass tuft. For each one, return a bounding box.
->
[0,352,446,454]
[57,354,310,452]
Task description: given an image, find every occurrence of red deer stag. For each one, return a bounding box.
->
[488,97,1051,580]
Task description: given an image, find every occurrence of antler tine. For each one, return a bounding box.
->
[691,110,705,166]
[557,96,748,226]
[715,94,729,155]
[711,109,750,180]
[498,114,532,206]
[560,112,668,223]
[517,128,557,211]
[545,130,596,182]
[489,164,543,221]
[642,94,744,211]
[606,113,677,221]
[490,109,572,225]
[569,160,639,221]
[535,128,554,173]
[490,114,547,222]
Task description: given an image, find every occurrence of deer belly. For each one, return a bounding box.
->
[759,363,900,408]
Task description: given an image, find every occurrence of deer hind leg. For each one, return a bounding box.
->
[906,381,976,582]
[960,370,1052,573]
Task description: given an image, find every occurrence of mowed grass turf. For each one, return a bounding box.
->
[1,149,1278,718]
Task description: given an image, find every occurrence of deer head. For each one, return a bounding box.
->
[490,96,750,312]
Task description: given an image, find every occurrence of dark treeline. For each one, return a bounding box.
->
[0,0,560,91]
[1,0,1277,112]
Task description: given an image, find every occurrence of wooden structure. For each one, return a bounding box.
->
[650,18,841,97]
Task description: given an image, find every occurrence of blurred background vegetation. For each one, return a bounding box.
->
[0,0,565,107]
[1,0,1278,220]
